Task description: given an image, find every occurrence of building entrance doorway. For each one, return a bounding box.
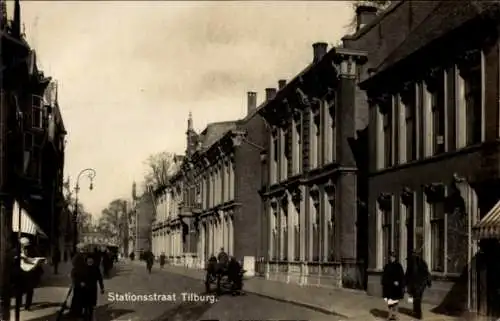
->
[477,239,500,317]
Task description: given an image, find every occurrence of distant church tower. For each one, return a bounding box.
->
[186,112,197,157]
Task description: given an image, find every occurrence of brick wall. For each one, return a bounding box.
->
[233,113,268,260]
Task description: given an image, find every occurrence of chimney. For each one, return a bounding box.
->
[265,88,277,101]
[12,0,20,37]
[312,42,328,63]
[278,80,287,90]
[247,91,257,114]
[356,5,378,31]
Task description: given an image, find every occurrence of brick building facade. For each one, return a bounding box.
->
[349,0,500,315]
[258,43,368,289]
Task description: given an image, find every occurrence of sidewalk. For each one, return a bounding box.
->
[148,262,480,321]
[10,261,72,321]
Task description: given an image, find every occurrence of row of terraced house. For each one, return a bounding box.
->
[151,1,500,316]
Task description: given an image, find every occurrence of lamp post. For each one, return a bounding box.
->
[72,168,96,254]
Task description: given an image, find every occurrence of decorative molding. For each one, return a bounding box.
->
[368,93,391,111]
[291,188,302,204]
[452,172,466,184]
[271,126,278,137]
[296,88,310,106]
[324,180,335,202]
[423,183,445,202]
[377,193,392,211]
[401,187,413,205]
[400,81,414,105]
[457,48,481,68]
[309,185,320,207]
[270,197,279,210]
[424,66,441,92]
[292,108,302,123]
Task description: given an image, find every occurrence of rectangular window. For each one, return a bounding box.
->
[430,201,445,272]
[282,210,288,261]
[462,57,482,145]
[285,126,292,177]
[383,109,393,168]
[32,95,44,129]
[430,73,446,155]
[312,203,320,261]
[273,136,278,162]
[405,90,417,161]
[296,120,302,174]
[327,200,335,261]
[294,207,300,261]
[405,201,415,259]
[272,212,278,260]
[382,208,392,264]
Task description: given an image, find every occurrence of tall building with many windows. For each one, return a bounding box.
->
[151,106,267,272]
[354,0,500,315]
[258,42,369,289]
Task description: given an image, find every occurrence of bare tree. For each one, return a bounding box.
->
[63,178,92,234]
[143,151,175,190]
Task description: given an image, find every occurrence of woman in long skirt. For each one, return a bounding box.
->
[381,252,405,320]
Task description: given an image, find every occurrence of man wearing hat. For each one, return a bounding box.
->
[69,243,86,317]
[18,237,44,310]
[405,250,431,319]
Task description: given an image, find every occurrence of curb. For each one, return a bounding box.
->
[246,291,347,317]
[150,265,349,318]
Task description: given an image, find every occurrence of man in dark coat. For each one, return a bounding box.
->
[159,252,166,269]
[382,252,405,320]
[227,257,243,295]
[80,255,105,321]
[69,243,86,317]
[102,250,112,278]
[145,250,154,273]
[405,251,431,319]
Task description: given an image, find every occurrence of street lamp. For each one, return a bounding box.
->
[73,168,96,254]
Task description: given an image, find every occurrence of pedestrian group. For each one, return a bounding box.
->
[382,250,432,320]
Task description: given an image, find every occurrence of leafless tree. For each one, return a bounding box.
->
[143,151,175,190]
[63,178,92,233]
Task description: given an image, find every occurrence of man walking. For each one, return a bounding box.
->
[405,250,431,319]
[159,252,166,269]
[145,250,154,273]
[69,243,86,317]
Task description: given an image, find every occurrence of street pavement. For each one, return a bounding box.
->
[15,260,491,321]
[18,260,344,321]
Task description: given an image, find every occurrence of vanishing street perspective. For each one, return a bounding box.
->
[2,0,500,321]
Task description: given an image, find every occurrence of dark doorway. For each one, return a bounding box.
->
[478,239,500,317]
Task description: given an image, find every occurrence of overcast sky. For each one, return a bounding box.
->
[11,1,352,218]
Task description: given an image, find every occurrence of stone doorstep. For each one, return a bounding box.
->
[157,264,462,320]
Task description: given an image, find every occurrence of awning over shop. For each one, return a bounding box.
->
[474,200,500,239]
[12,201,48,238]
